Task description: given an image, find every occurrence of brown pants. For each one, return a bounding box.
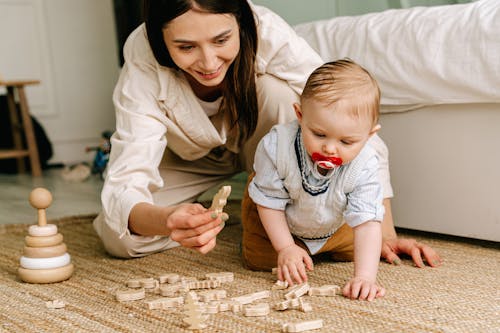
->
[241,174,355,271]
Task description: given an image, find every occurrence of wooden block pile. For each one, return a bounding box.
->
[114,270,340,332]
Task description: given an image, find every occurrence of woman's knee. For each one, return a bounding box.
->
[93,213,178,258]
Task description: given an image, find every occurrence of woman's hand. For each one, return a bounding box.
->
[276,244,314,286]
[166,203,225,254]
[342,276,385,301]
[380,199,442,268]
[382,237,442,268]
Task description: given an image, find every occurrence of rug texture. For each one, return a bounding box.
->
[0,202,498,333]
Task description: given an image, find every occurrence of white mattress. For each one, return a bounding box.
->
[294,0,500,107]
[380,103,500,241]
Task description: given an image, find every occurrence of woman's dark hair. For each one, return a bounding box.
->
[143,0,259,141]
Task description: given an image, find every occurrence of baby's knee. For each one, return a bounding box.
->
[330,251,354,262]
[241,244,275,272]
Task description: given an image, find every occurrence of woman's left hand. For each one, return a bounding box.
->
[381,238,442,268]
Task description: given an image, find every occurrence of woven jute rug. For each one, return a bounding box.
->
[1,202,498,333]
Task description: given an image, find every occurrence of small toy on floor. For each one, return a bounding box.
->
[45,300,66,309]
[183,291,208,330]
[282,319,323,332]
[18,188,74,283]
[61,163,91,182]
[86,130,113,179]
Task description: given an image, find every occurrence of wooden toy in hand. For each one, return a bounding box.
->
[18,188,74,283]
[209,185,231,226]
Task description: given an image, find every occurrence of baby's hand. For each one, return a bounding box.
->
[342,276,385,301]
[277,244,313,286]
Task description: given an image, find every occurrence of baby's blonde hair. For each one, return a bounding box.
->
[301,59,380,125]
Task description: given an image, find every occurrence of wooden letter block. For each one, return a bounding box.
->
[231,290,271,305]
[205,272,234,283]
[308,285,340,297]
[159,283,182,297]
[282,319,324,332]
[274,298,300,311]
[243,303,270,317]
[210,186,231,214]
[183,292,208,330]
[198,289,227,302]
[115,288,146,302]
[159,273,180,284]
[45,300,66,309]
[146,296,184,310]
[272,279,289,290]
[284,283,310,300]
[185,279,220,290]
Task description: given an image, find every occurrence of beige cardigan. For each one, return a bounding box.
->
[102,3,323,236]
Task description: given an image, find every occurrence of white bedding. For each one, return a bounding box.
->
[294,0,500,107]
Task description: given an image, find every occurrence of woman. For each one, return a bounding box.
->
[93,0,440,269]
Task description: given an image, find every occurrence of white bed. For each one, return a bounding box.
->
[294,0,500,242]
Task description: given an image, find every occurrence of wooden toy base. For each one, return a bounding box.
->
[18,263,74,284]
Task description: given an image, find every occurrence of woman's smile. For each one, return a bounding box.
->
[195,64,223,81]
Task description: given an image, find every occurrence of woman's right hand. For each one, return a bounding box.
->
[165,203,225,254]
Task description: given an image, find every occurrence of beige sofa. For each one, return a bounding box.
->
[294,0,500,242]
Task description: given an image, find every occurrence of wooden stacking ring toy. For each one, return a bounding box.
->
[18,188,74,283]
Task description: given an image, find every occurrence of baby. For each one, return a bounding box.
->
[245,59,385,301]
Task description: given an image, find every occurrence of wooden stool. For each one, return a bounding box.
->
[0,80,42,177]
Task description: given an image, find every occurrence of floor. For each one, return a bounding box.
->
[0,168,247,225]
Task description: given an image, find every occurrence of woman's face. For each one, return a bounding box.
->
[163,9,240,89]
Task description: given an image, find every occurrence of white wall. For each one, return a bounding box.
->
[0,0,119,165]
[1,0,472,164]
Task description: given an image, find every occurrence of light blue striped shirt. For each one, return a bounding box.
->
[249,121,384,254]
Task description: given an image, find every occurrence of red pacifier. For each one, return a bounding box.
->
[311,153,343,169]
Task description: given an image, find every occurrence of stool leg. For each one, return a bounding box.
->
[6,87,26,173]
[17,86,42,177]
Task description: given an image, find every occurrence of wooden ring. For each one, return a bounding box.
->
[28,224,58,237]
[18,263,74,284]
[23,243,67,258]
[20,253,71,270]
[25,233,63,247]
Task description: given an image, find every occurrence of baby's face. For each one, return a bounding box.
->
[294,98,377,166]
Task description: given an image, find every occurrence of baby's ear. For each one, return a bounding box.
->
[369,124,381,136]
[293,103,303,121]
